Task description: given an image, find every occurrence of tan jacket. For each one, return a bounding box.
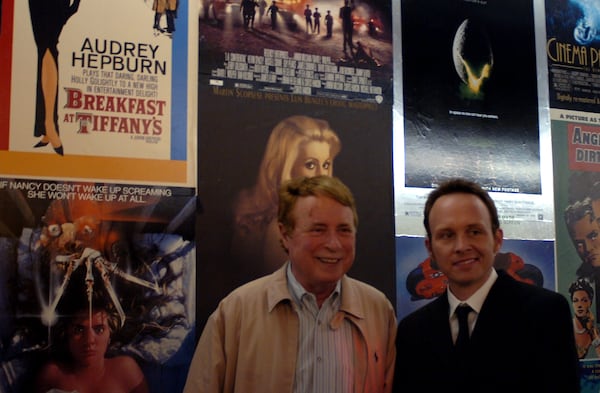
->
[184,264,396,393]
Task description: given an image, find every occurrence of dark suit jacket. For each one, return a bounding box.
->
[394,270,579,393]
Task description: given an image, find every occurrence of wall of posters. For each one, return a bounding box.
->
[0,0,198,391]
[547,0,600,389]
[4,0,600,390]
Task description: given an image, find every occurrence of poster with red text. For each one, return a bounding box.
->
[552,109,600,391]
[1,0,197,186]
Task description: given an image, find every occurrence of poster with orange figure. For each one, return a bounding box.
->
[394,235,556,320]
[1,0,197,187]
[0,177,196,392]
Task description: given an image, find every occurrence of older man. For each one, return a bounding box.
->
[184,175,396,393]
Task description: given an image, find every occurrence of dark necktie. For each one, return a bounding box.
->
[455,304,472,355]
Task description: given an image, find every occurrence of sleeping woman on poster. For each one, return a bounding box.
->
[28,0,80,156]
[35,283,149,393]
[231,115,341,277]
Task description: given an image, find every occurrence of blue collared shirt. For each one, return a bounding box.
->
[287,263,354,393]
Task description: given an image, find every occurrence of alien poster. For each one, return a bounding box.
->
[0,178,196,392]
[546,0,600,112]
[401,0,541,194]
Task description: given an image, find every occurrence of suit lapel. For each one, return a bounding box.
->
[426,293,455,365]
[470,272,514,345]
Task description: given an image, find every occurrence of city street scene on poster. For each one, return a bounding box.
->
[199,0,393,103]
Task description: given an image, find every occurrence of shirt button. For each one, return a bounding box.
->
[317,356,322,362]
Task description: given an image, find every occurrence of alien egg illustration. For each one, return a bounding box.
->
[452,19,494,99]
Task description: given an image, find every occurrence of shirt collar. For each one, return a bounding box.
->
[286,262,341,307]
[448,268,498,316]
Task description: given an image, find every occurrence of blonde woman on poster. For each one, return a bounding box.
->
[28,0,80,156]
[232,115,341,276]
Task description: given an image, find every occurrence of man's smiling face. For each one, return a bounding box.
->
[281,194,355,298]
[425,192,503,300]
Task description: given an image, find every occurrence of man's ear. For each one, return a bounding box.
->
[424,237,432,255]
[277,222,290,255]
[493,228,504,254]
[278,222,289,247]
[424,237,438,269]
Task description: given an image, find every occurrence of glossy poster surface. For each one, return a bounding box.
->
[401,0,541,194]
[0,177,196,392]
[2,0,196,186]
[199,0,393,103]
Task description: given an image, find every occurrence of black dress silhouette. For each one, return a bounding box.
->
[28,0,80,139]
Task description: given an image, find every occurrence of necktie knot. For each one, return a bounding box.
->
[456,304,472,323]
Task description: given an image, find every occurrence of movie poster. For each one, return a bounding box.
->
[0,0,12,150]
[552,109,600,390]
[395,236,555,320]
[0,177,196,392]
[545,0,600,112]
[2,0,197,186]
[581,359,600,392]
[401,0,541,193]
[196,84,395,325]
[198,0,393,103]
